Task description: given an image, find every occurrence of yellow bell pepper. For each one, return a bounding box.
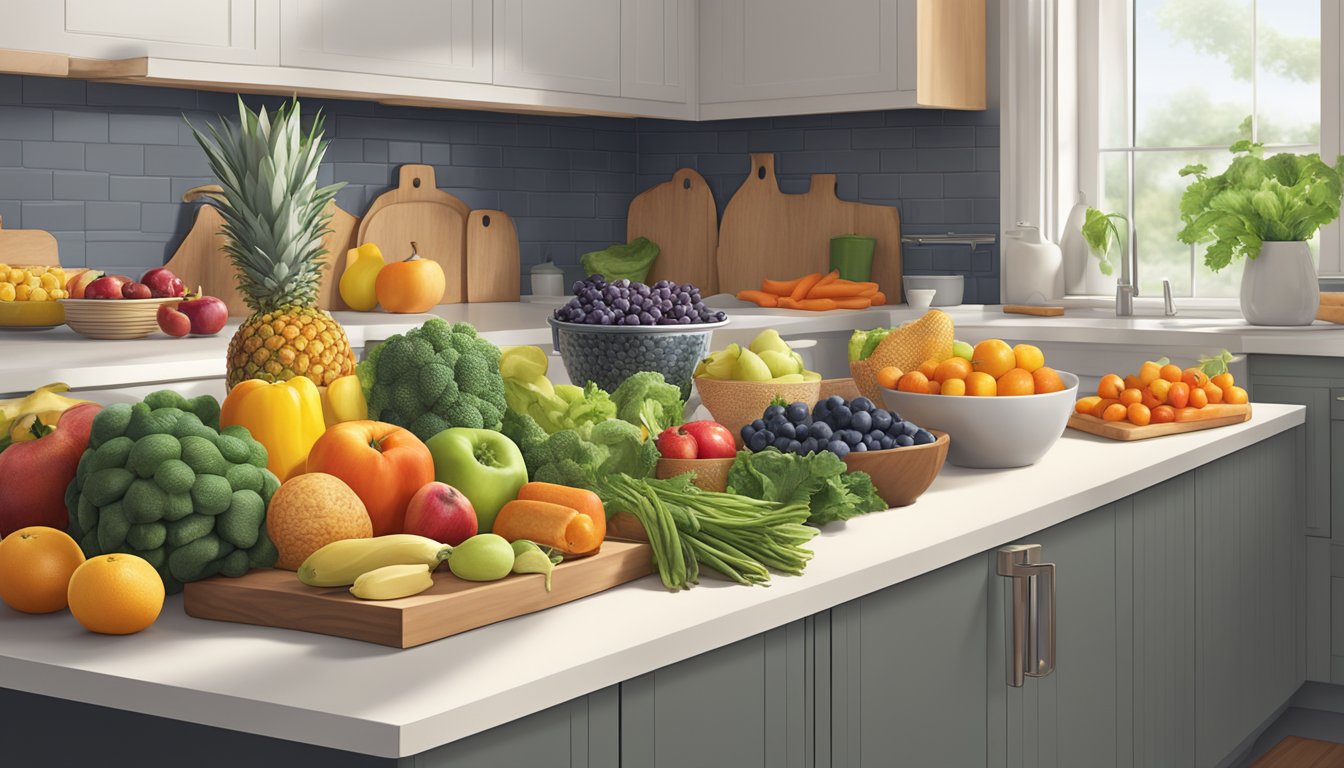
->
[321,374,369,427]
[221,377,326,482]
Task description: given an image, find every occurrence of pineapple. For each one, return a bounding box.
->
[189,98,355,389]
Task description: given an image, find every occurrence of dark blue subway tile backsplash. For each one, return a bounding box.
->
[0,74,999,302]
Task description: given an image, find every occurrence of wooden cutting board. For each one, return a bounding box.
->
[163,186,358,316]
[627,168,719,293]
[717,153,902,299]
[357,164,468,305]
[184,539,654,648]
[1318,293,1344,324]
[0,216,59,266]
[465,209,521,302]
[1067,404,1252,441]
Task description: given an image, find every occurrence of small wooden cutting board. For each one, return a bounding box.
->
[0,216,59,266]
[627,168,719,293]
[1068,404,1252,441]
[183,540,654,648]
[357,164,469,305]
[1003,304,1064,317]
[465,209,521,302]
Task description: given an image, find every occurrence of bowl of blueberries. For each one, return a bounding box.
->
[549,275,728,397]
[740,395,949,508]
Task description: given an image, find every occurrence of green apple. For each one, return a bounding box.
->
[732,348,774,381]
[426,427,528,533]
[758,349,802,378]
[749,329,791,356]
[952,340,974,361]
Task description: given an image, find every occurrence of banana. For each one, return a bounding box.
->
[298,534,451,587]
[350,563,435,600]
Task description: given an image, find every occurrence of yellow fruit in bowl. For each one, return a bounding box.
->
[1012,344,1045,373]
[997,368,1036,396]
[972,339,1016,379]
[965,371,998,396]
[0,284,13,302]
[731,348,774,382]
[942,378,967,396]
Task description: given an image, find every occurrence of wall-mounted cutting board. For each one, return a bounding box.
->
[183,540,654,648]
[627,168,719,293]
[717,154,902,300]
[0,216,59,266]
[1067,404,1252,441]
[357,164,468,305]
[164,187,357,316]
[465,209,521,302]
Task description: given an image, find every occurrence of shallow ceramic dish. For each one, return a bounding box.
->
[902,275,964,306]
[842,430,949,507]
[60,297,179,340]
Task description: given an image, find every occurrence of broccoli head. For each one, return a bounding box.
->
[610,371,684,436]
[521,419,656,491]
[358,318,508,441]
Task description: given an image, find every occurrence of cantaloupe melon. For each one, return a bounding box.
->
[851,310,955,401]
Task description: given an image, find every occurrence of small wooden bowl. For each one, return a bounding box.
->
[841,430,950,507]
[60,297,179,340]
[819,377,862,402]
[694,376,822,447]
[655,456,735,492]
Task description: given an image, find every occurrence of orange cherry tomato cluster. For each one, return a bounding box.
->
[1075,360,1247,426]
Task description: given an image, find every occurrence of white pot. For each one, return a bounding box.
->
[1240,241,1319,326]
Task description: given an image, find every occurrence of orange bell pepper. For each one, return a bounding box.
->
[221,377,326,482]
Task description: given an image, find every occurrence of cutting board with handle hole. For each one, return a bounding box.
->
[465,209,520,302]
[627,168,718,293]
[1068,404,1252,441]
[717,153,902,300]
[0,216,59,266]
[164,186,357,316]
[357,164,468,305]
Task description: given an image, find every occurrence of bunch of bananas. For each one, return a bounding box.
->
[0,264,69,302]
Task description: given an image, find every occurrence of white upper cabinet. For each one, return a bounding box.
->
[621,0,693,103]
[0,0,280,65]
[279,0,492,83]
[493,0,622,97]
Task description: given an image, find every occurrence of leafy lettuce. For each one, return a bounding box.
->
[726,448,887,526]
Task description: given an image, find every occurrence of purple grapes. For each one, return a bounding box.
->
[554,275,727,326]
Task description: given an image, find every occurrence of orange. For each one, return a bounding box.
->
[1189,386,1208,409]
[876,366,903,390]
[1224,386,1249,405]
[1092,398,1119,418]
[1182,368,1210,390]
[1138,361,1162,386]
[1033,367,1066,394]
[1168,382,1190,409]
[965,371,998,397]
[1148,378,1171,404]
[997,368,1036,396]
[1211,372,1235,392]
[1203,382,1223,404]
[926,379,942,395]
[0,526,84,614]
[941,378,967,396]
[1012,343,1045,373]
[917,359,940,379]
[1127,402,1151,426]
[1102,403,1128,421]
[972,339,1016,379]
[1119,388,1143,406]
[897,371,930,394]
[1152,405,1176,424]
[266,473,373,570]
[1141,387,1162,410]
[66,554,164,635]
[1124,375,1143,391]
[933,357,972,383]
[1075,396,1102,415]
[1097,374,1125,399]
[1160,364,1183,383]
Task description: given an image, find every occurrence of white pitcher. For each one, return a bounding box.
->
[1003,223,1064,304]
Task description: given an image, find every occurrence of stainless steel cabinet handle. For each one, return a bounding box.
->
[1337,396,1344,401]
[998,544,1056,687]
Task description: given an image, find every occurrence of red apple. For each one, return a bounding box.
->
[121,281,152,300]
[679,421,737,459]
[656,426,699,459]
[0,402,101,536]
[177,294,228,335]
[66,270,103,299]
[157,303,190,337]
[141,267,185,298]
[84,275,128,299]
[403,482,478,546]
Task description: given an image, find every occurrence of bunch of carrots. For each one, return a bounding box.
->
[737,270,887,311]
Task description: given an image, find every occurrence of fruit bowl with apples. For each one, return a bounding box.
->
[59,267,229,340]
[654,420,738,492]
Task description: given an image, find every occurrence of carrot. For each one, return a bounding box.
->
[493,499,602,556]
[761,276,804,296]
[736,289,779,307]
[814,270,841,288]
[831,296,873,309]
[789,272,825,301]
[777,297,800,309]
[869,291,887,306]
[808,280,880,299]
[792,298,837,310]
[517,482,606,542]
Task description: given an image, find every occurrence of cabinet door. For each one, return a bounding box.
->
[1253,384,1330,536]
[620,0,692,103]
[829,556,991,768]
[279,0,491,83]
[493,0,621,97]
[698,0,908,104]
[418,687,619,767]
[0,0,279,65]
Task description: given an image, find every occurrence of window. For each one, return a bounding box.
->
[1083,0,1322,298]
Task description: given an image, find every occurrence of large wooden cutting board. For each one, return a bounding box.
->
[357,164,468,305]
[1068,404,1252,441]
[465,209,521,302]
[183,540,654,648]
[627,168,719,293]
[163,186,358,316]
[0,216,59,266]
[717,153,902,299]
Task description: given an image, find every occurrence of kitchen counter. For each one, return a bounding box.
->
[0,403,1305,759]
[4,301,1343,396]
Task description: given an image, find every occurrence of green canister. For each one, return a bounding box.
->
[829,235,876,282]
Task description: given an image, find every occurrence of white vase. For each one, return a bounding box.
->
[1240,241,1319,326]
[1059,196,1118,295]
[1003,224,1063,303]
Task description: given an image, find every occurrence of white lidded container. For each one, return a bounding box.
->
[530,258,566,297]
[1002,223,1063,304]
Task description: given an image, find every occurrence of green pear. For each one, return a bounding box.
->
[759,349,802,378]
[732,348,774,381]
[774,373,805,383]
[749,329,792,356]
[699,343,741,380]
[801,370,822,382]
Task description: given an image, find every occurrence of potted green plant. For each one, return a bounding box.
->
[1177,140,1344,325]
[1080,207,1126,280]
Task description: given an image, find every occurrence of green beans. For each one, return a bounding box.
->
[599,474,818,591]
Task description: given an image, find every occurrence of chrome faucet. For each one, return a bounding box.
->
[1162,279,1177,317]
[1115,223,1136,317]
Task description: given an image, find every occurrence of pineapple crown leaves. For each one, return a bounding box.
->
[187,97,346,312]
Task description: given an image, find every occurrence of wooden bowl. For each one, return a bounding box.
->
[655,456,735,492]
[0,300,64,328]
[819,377,862,402]
[842,430,949,507]
[59,297,179,340]
[694,376,822,447]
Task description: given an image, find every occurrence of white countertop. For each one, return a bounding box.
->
[0,403,1305,758]
[4,301,1343,396]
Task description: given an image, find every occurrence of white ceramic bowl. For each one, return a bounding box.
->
[906,288,936,309]
[880,371,1079,468]
[903,275,964,306]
